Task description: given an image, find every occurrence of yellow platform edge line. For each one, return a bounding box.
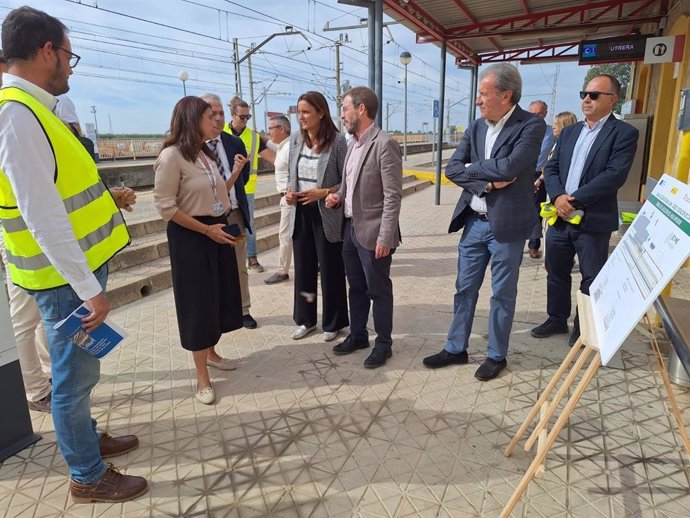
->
[404,170,453,185]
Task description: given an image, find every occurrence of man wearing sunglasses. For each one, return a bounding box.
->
[224,96,276,273]
[0,6,147,503]
[531,74,638,347]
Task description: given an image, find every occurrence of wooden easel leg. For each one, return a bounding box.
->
[536,403,548,477]
[500,353,602,518]
[525,345,593,452]
[644,316,690,462]
[505,341,584,457]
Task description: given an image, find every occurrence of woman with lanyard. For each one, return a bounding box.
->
[154,96,248,404]
[285,91,349,342]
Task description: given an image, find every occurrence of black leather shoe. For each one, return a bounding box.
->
[332,335,369,356]
[474,358,507,381]
[531,319,568,338]
[242,314,258,329]
[364,347,392,369]
[422,349,468,369]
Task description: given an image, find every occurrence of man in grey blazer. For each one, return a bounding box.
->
[326,86,402,368]
[423,63,545,381]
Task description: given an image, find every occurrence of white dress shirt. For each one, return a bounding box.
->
[565,113,611,195]
[469,105,517,214]
[54,94,80,125]
[273,138,290,193]
[209,136,238,209]
[0,74,102,300]
[344,123,374,218]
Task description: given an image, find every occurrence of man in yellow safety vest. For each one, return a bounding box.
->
[224,96,275,272]
[0,6,148,503]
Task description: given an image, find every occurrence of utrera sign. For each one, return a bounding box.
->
[578,35,648,65]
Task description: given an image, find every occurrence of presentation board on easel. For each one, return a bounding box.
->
[501,174,690,517]
[591,174,690,365]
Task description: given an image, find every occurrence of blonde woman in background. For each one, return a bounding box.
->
[534,111,579,264]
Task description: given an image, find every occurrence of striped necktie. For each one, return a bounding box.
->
[208,139,228,180]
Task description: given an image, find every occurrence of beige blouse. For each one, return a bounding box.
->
[153,145,231,221]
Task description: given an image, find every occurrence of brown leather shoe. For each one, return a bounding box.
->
[528,248,542,259]
[70,463,148,503]
[99,432,139,459]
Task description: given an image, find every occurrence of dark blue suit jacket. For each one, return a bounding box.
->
[220,131,252,234]
[544,115,638,233]
[447,104,546,243]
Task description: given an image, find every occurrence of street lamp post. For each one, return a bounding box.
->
[178,70,189,96]
[399,51,412,161]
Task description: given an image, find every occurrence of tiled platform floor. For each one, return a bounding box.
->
[2,184,690,517]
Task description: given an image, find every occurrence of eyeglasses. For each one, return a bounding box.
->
[579,91,615,101]
[54,46,81,68]
[268,125,279,131]
[236,114,251,121]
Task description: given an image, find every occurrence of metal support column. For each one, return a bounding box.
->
[232,38,242,97]
[374,0,383,127]
[368,4,375,91]
[335,41,342,130]
[469,65,478,125]
[247,48,256,132]
[435,40,447,206]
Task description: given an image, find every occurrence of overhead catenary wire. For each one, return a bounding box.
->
[1,0,473,131]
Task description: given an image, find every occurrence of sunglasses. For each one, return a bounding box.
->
[236,114,251,121]
[579,91,615,101]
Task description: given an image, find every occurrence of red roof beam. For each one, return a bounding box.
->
[446,0,660,35]
[628,0,667,16]
[383,0,476,62]
[448,15,663,41]
[470,42,580,64]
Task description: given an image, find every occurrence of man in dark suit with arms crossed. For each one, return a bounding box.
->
[423,63,545,381]
[531,74,638,346]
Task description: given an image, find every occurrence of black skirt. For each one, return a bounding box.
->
[167,216,243,351]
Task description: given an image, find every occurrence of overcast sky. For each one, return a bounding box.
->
[0,0,590,134]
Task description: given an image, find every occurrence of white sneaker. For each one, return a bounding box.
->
[292,325,316,340]
[323,329,339,342]
[196,385,215,405]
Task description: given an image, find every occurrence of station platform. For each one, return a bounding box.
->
[1,183,689,517]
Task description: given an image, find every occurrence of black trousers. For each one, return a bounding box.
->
[342,219,394,349]
[292,203,349,332]
[545,224,611,324]
[528,172,547,250]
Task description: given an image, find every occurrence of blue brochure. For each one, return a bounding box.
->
[53,303,127,359]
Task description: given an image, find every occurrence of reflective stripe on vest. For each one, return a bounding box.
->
[0,87,130,291]
[224,123,258,194]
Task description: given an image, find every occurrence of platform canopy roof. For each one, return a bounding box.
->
[382,0,669,65]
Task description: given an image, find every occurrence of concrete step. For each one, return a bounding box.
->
[106,175,431,309]
[402,179,433,195]
[112,201,283,272]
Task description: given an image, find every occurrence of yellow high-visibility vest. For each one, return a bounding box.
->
[224,123,258,194]
[0,87,130,291]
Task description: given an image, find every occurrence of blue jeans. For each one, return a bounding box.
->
[246,193,257,258]
[29,265,108,484]
[445,216,524,361]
